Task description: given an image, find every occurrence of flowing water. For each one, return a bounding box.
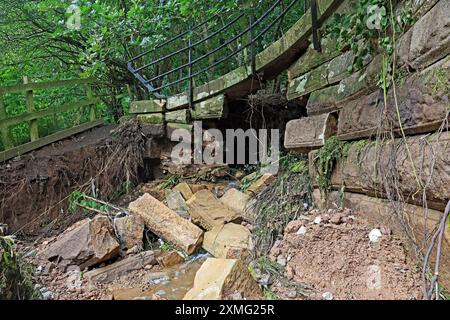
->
[112,253,209,300]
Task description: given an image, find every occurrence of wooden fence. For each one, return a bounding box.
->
[0,77,104,162]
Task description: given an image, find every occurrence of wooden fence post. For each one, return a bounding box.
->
[86,84,96,121]
[23,76,39,141]
[0,94,12,149]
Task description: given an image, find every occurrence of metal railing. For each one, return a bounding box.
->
[128,0,321,106]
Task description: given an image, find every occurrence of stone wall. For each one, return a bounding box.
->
[285,0,449,289]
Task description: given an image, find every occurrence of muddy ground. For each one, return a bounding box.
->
[18,183,423,300]
[2,123,425,300]
[0,125,116,235]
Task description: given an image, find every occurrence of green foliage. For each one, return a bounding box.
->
[0,236,40,300]
[314,137,350,195]
[68,191,108,213]
[425,68,450,97]
[110,181,136,200]
[257,256,284,277]
[159,241,175,251]
[159,175,181,190]
[263,288,278,300]
[325,0,413,74]
[239,172,261,192]
[0,0,309,130]
[253,153,313,254]
[352,139,370,163]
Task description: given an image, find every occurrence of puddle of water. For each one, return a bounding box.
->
[112,253,209,300]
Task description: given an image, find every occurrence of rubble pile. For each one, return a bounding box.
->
[18,164,424,300]
[23,167,272,300]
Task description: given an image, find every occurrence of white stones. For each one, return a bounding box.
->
[296,226,307,235]
[277,255,287,267]
[314,216,322,224]
[322,292,334,300]
[368,229,382,243]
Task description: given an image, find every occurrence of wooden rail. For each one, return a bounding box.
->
[0,77,103,162]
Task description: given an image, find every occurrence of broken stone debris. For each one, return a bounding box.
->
[128,193,204,255]
[43,216,120,270]
[84,250,157,284]
[173,182,194,200]
[156,250,185,267]
[183,258,261,300]
[165,189,189,214]
[219,188,252,217]
[202,223,252,259]
[244,173,276,195]
[186,189,242,231]
[114,214,144,251]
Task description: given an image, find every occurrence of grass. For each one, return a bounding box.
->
[159,241,175,251]
[251,152,313,254]
[0,236,40,300]
[263,288,278,300]
[257,256,284,277]
[314,137,350,195]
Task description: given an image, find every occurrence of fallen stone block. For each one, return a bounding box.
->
[43,216,120,270]
[165,189,189,214]
[128,193,204,255]
[114,214,144,251]
[156,250,185,267]
[312,189,450,289]
[203,223,252,259]
[284,113,338,152]
[183,258,261,300]
[309,131,450,211]
[245,173,276,195]
[409,0,450,70]
[173,182,194,200]
[130,100,165,114]
[186,190,241,231]
[337,58,450,140]
[189,184,208,194]
[84,250,157,284]
[219,188,252,217]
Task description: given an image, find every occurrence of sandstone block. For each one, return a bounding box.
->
[128,193,203,255]
[183,258,261,300]
[186,190,241,231]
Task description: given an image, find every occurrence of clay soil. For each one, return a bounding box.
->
[0,125,115,236]
[269,208,423,300]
